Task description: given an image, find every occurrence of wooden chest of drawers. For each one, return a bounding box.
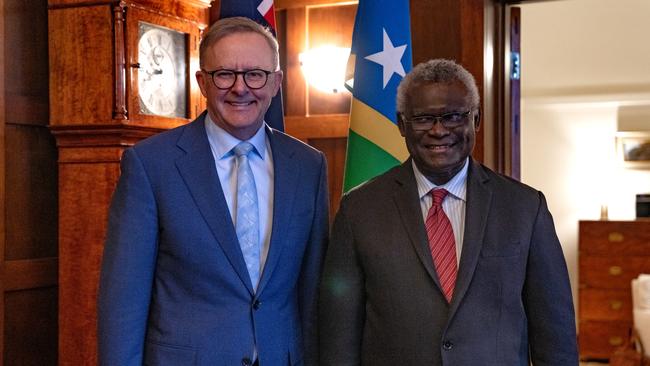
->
[578,220,650,361]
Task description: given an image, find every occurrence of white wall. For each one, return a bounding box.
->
[519,0,650,308]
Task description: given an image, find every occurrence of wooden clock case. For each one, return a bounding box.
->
[47,0,210,364]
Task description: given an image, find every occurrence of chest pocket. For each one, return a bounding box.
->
[480,241,521,257]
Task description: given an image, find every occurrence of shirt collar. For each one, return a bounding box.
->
[204,113,267,160]
[412,157,468,202]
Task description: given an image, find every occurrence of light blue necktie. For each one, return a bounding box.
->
[233,142,260,290]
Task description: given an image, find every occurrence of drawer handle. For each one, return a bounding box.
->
[609,300,623,310]
[609,266,622,276]
[609,336,624,346]
[608,232,624,242]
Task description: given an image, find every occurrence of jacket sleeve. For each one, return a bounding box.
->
[298,152,330,366]
[319,195,365,366]
[525,192,579,365]
[97,147,159,366]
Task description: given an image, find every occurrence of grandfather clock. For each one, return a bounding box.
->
[47,0,210,364]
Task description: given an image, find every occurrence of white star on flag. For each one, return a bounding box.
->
[364,28,408,88]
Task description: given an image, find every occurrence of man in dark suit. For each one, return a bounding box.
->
[98,17,328,366]
[319,59,578,365]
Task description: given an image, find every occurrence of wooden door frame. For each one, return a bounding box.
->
[0,0,5,361]
[488,0,516,175]
[489,0,563,176]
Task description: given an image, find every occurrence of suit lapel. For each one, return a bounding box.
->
[449,159,491,313]
[255,128,299,295]
[392,161,442,289]
[175,116,255,295]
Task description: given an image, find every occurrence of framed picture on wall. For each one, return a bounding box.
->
[616,132,650,169]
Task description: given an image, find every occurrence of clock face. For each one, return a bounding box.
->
[137,22,187,118]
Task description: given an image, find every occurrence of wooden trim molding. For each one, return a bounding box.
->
[3,258,59,292]
[50,125,170,163]
[113,3,127,120]
[284,114,349,140]
[50,124,171,147]
[49,0,212,18]
[275,0,357,10]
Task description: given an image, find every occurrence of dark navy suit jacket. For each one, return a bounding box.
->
[98,114,329,366]
[320,158,578,365]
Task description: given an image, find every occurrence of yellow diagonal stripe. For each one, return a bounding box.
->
[349,98,409,162]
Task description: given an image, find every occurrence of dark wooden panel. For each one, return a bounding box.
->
[308,87,352,115]
[410,0,461,63]
[281,7,307,116]
[0,0,6,361]
[306,4,355,115]
[308,137,347,220]
[4,124,58,260]
[4,287,57,366]
[3,2,58,363]
[459,0,485,163]
[5,0,49,126]
[4,95,48,126]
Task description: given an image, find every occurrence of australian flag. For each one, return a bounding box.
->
[220,0,284,131]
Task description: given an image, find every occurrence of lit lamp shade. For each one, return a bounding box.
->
[299,46,351,94]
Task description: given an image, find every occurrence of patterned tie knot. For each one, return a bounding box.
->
[233,141,254,157]
[431,188,449,207]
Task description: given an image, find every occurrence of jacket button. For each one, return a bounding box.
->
[442,340,454,350]
[253,300,261,310]
[241,357,252,366]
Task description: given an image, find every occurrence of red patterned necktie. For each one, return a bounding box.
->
[425,188,457,302]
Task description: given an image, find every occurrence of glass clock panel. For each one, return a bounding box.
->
[138,22,188,118]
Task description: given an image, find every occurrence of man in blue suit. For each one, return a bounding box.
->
[98,17,329,366]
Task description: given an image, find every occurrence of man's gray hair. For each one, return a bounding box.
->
[396,59,480,114]
[199,16,279,70]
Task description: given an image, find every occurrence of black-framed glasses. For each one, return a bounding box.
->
[402,110,473,131]
[202,68,274,90]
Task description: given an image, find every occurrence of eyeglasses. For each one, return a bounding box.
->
[202,68,274,90]
[402,110,473,131]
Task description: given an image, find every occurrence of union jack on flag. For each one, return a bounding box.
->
[219,0,284,131]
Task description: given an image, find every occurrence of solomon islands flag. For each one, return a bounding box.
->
[343,0,412,192]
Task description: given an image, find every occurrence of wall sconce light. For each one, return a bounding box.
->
[299,45,351,94]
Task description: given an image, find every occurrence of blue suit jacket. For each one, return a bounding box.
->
[98,114,329,366]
